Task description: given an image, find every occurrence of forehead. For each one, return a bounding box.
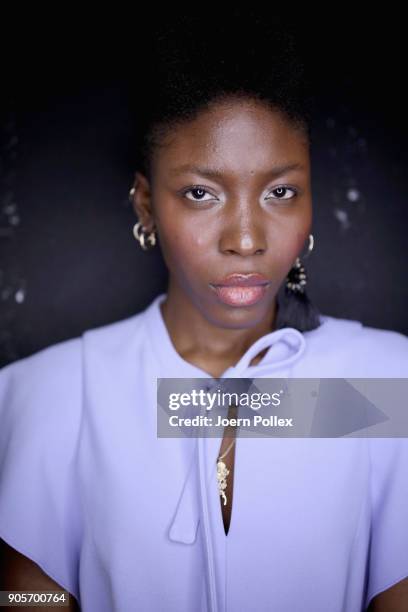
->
[154,100,309,177]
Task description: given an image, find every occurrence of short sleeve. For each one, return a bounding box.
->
[0,338,83,604]
[365,437,408,608]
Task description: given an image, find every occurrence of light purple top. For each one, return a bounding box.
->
[0,292,408,611]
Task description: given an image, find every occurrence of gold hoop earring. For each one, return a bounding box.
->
[303,233,314,259]
[132,222,157,251]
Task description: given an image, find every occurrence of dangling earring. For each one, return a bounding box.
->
[286,234,314,293]
[129,187,157,251]
[275,234,321,333]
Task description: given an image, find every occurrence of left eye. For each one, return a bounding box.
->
[267,186,297,200]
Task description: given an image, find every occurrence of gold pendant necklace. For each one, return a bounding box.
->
[216,438,236,506]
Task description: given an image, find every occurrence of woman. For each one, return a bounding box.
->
[1,11,408,612]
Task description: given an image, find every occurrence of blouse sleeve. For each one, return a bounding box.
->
[0,339,83,604]
[365,437,408,609]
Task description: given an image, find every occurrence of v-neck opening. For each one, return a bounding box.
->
[219,436,238,539]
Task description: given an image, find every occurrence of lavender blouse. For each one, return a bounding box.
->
[0,292,407,611]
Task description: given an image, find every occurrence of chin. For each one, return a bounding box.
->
[208,300,273,329]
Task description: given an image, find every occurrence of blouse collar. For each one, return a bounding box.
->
[145,292,308,379]
[144,292,311,557]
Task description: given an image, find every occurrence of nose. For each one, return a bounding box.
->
[219,200,267,256]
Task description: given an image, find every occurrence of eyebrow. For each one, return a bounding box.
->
[169,162,305,179]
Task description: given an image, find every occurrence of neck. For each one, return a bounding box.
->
[160,281,277,376]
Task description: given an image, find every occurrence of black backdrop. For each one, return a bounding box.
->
[1,10,407,367]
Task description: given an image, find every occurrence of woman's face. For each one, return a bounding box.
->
[133,98,312,329]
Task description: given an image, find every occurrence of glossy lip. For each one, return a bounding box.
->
[209,273,271,307]
[210,272,270,287]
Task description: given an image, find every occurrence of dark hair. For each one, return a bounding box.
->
[128,10,321,333]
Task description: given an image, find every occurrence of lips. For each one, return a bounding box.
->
[211,273,270,287]
[209,273,270,306]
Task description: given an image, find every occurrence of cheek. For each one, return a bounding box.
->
[195,233,207,248]
[265,229,309,282]
[267,227,306,258]
[294,230,309,255]
[158,217,214,274]
[284,231,309,264]
[167,226,210,254]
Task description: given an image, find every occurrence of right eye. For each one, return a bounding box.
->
[182,186,216,202]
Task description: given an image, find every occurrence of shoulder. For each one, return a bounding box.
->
[301,314,408,376]
[0,335,82,420]
[0,335,84,470]
[0,306,147,392]
[0,305,150,433]
[0,333,81,379]
[81,308,146,354]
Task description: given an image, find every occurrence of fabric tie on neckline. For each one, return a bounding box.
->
[167,327,306,545]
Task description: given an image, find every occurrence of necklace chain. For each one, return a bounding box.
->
[218,438,236,460]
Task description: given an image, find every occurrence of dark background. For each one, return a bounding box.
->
[1,10,407,367]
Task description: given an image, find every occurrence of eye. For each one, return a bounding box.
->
[266,185,298,200]
[182,186,217,202]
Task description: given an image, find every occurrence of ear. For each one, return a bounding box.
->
[129,171,155,232]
